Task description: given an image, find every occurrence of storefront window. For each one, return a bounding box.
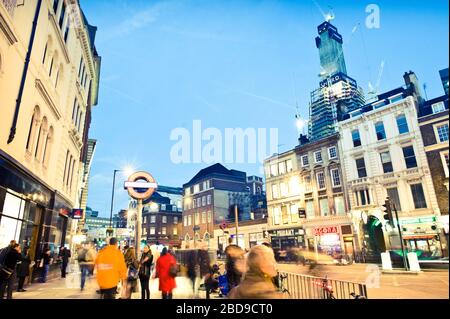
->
[0,191,25,248]
[305,200,315,219]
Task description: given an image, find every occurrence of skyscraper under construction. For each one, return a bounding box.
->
[308,21,365,141]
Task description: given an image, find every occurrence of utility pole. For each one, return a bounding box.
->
[234,204,239,247]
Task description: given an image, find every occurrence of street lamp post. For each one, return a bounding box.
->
[109,169,121,235]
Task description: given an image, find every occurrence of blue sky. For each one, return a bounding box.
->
[80,0,449,217]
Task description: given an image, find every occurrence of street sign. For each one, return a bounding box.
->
[298,208,306,218]
[71,209,83,219]
[124,171,158,200]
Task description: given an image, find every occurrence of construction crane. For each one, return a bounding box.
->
[367,60,385,99]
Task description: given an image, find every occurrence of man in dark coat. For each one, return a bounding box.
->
[0,243,22,299]
[16,247,32,292]
[58,246,71,278]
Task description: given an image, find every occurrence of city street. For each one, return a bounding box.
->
[277,263,449,299]
[14,263,204,300]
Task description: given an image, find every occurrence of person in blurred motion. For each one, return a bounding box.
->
[16,246,32,292]
[139,245,153,299]
[58,246,71,278]
[78,243,96,291]
[186,249,199,296]
[204,264,220,299]
[123,247,139,299]
[228,245,283,299]
[155,247,177,299]
[0,243,22,299]
[224,245,245,291]
[95,237,127,299]
[38,246,52,283]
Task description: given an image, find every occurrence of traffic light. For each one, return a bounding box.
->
[382,198,393,227]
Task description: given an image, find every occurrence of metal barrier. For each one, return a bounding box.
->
[278,271,368,299]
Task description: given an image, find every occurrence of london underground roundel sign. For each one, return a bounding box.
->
[124,171,158,200]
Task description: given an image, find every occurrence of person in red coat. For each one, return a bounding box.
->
[155,247,177,299]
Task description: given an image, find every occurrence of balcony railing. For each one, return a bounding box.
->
[1,0,17,17]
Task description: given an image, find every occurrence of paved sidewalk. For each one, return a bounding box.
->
[14,263,206,300]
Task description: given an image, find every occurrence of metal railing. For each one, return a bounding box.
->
[278,271,368,299]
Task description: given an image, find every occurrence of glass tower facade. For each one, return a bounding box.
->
[309,22,365,141]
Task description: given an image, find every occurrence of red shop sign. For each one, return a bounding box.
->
[313,226,339,236]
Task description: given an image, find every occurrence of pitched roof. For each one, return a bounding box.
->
[184,163,246,187]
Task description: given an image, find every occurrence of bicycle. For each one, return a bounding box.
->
[278,273,291,296]
[312,276,335,299]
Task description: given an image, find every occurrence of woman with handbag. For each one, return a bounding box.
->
[138,245,153,299]
[123,247,139,299]
[154,247,177,299]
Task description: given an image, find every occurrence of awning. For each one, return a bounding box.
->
[403,234,436,240]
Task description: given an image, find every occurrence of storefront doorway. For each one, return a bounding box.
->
[365,216,386,256]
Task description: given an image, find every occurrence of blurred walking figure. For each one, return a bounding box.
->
[155,247,177,299]
[16,246,32,292]
[139,245,153,299]
[225,245,245,291]
[58,246,71,278]
[78,242,96,291]
[95,238,127,299]
[0,243,22,299]
[186,250,200,297]
[38,246,52,283]
[228,245,283,299]
[122,247,139,299]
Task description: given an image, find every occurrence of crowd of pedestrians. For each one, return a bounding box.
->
[1,236,285,300]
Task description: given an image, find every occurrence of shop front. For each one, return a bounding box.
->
[304,224,356,260]
[269,227,305,260]
[0,152,72,282]
[396,216,444,259]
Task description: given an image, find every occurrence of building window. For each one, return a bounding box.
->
[201,212,206,224]
[195,213,200,225]
[305,200,315,218]
[435,123,449,143]
[207,195,211,205]
[270,164,278,177]
[273,207,281,225]
[441,151,449,178]
[330,168,341,187]
[53,0,59,13]
[375,121,387,140]
[162,227,167,235]
[174,216,178,224]
[301,155,309,167]
[328,146,337,160]
[173,227,178,236]
[194,184,200,193]
[410,183,427,209]
[286,159,293,172]
[387,187,402,211]
[334,196,345,215]
[188,215,192,226]
[356,158,367,178]
[281,205,289,224]
[149,227,156,235]
[58,1,66,29]
[319,198,329,217]
[272,184,279,199]
[304,176,312,192]
[143,228,147,235]
[290,204,299,223]
[316,172,326,190]
[207,211,212,223]
[280,182,288,197]
[161,204,166,211]
[42,42,48,64]
[432,102,445,114]
[356,189,371,206]
[150,215,156,223]
[64,19,70,42]
[314,151,323,163]
[278,161,286,175]
[352,130,362,147]
[396,115,409,134]
[402,146,417,169]
[162,216,167,224]
[183,216,187,226]
[197,198,201,207]
[185,187,190,195]
[380,151,394,173]
[202,196,206,206]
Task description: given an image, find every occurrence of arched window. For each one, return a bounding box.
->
[35,117,48,160]
[42,126,53,167]
[26,106,40,152]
